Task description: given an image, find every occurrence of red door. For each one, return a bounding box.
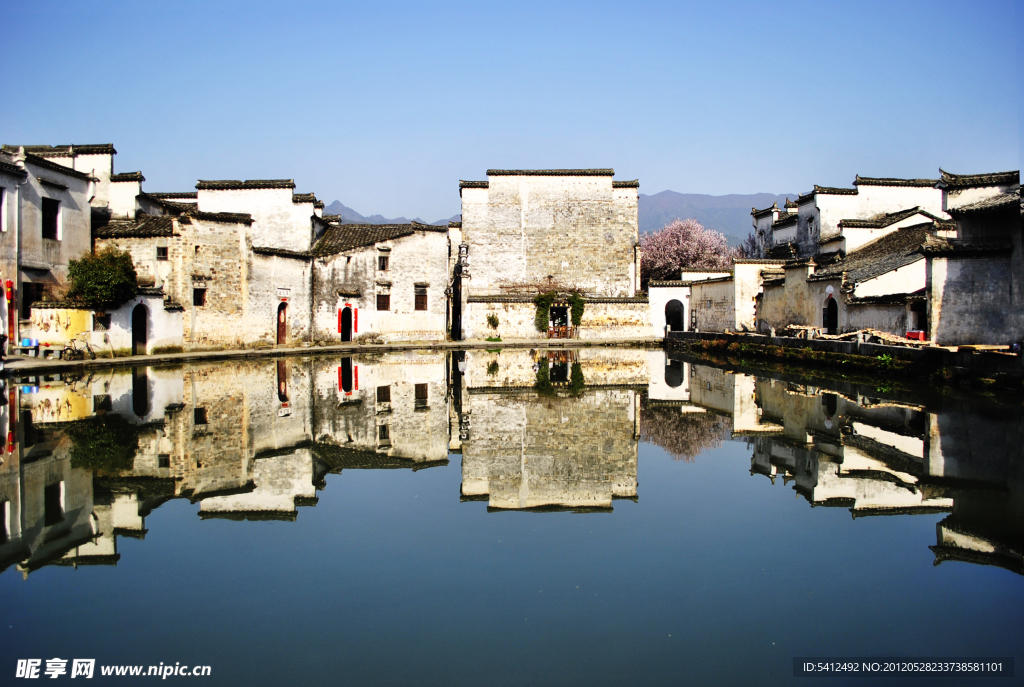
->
[277,303,287,344]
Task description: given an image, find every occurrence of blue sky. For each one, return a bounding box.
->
[2,0,1018,220]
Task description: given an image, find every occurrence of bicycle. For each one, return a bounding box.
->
[62,339,97,361]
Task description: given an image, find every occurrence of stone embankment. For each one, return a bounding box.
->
[3,337,661,377]
[667,331,1024,394]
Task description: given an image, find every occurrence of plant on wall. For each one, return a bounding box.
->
[569,362,585,395]
[568,292,585,327]
[67,414,141,472]
[486,360,499,376]
[533,291,556,332]
[486,313,499,330]
[534,362,556,396]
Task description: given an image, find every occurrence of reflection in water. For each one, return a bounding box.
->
[0,348,1021,579]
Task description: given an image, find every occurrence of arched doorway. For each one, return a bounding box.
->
[823,296,838,335]
[665,359,683,388]
[340,357,353,392]
[132,367,149,417]
[340,307,352,342]
[277,360,289,402]
[131,304,148,355]
[277,302,287,345]
[665,299,685,332]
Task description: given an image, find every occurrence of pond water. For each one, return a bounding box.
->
[0,348,1021,685]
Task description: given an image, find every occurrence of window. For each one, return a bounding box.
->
[378,424,390,441]
[376,294,390,311]
[41,198,59,240]
[376,385,391,403]
[193,288,206,306]
[93,394,112,413]
[194,407,208,425]
[414,383,428,407]
[93,314,111,331]
[415,286,427,311]
[158,454,171,469]
[21,282,45,319]
[20,410,36,447]
[378,255,389,271]
[44,482,64,526]
[156,246,168,261]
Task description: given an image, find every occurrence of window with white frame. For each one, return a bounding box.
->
[41,197,60,240]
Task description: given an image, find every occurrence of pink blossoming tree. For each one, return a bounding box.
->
[640,218,733,282]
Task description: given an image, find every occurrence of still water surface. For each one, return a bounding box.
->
[1,348,1021,685]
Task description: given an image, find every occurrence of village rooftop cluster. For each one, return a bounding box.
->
[0,142,1019,356]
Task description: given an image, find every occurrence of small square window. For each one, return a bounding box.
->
[378,255,389,271]
[93,314,111,331]
[376,294,390,311]
[41,198,59,240]
[415,286,427,311]
[376,385,391,403]
[156,246,168,261]
[93,394,112,412]
[158,454,170,469]
[194,407,208,425]
[193,288,206,306]
[378,424,390,441]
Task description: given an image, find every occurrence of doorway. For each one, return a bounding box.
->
[131,304,147,355]
[665,300,685,332]
[277,302,287,345]
[340,307,352,342]
[823,296,838,335]
[277,360,289,402]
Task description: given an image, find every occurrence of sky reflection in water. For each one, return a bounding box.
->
[1,348,1020,686]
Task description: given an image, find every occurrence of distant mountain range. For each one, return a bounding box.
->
[325,191,797,245]
[322,201,458,227]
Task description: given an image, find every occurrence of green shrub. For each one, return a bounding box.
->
[66,247,139,309]
[486,361,499,376]
[533,291,556,332]
[486,313,499,330]
[67,414,141,472]
[568,292,585,327]
[569,362,585,395]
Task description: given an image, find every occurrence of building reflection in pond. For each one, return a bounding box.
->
[0,349,1020,577]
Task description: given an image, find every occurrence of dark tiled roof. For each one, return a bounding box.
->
[838,206,942,229]
[810,223,934,283]
[751,202,778,217]
[459,180,489,189]
[94,215,175,239]
[813,185,858,196]
[188,210,253,225]
[734,258,787,264]
[772,212,798,227]
[847,291,924,306]
[784,198,799,208]
[854,175,937,188]
[448,221,462,228]
[948,186,1020,215]
[761,274,786,286]
[612,180,639,188]
[314,200,324,209]
[137,192,191,215]
[918,235,1012,256]
[110,171,145,182]
[0,155,27,178]
[149,192,197,200]
[292,193,317,204]
[252,246,312,260]
[312,223,445,257]
[938,169,1019,188]
[770,243,798,259]
[23,153,94,181]
[38,177,68,190]
[649,280,695,287]
[196,179,295,190]
[2,143,116,156]
[487,169,614,176]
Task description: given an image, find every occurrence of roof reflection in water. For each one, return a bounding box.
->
[0,347,1020,577]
